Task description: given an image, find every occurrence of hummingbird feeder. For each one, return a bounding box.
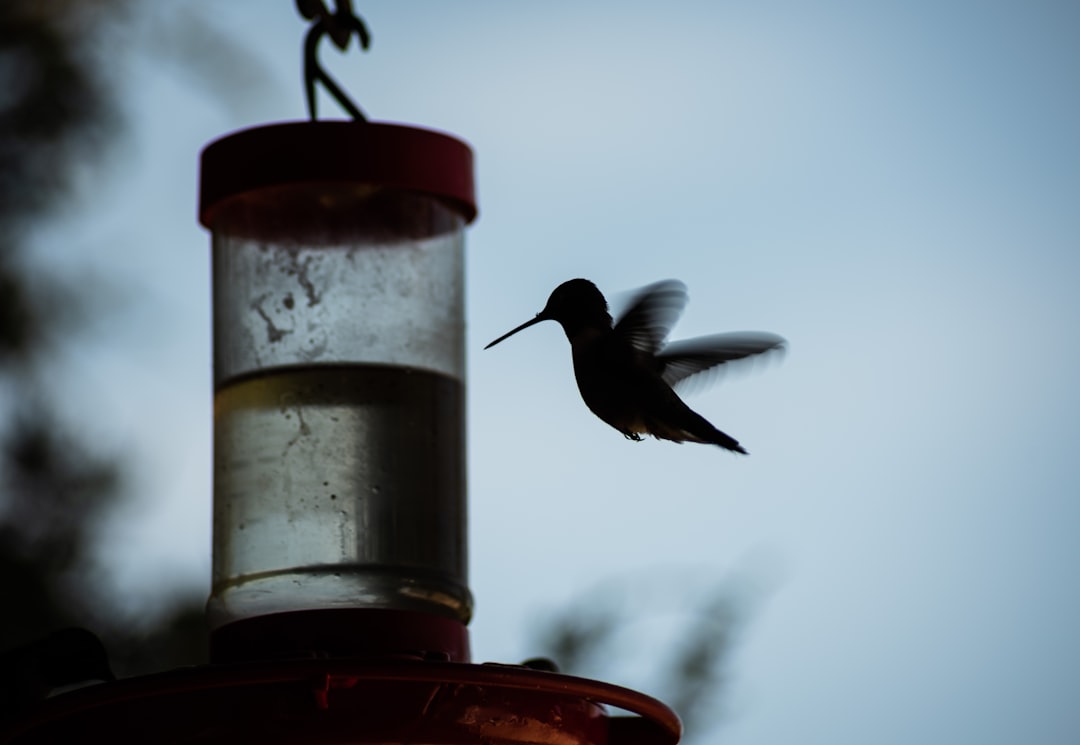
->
[1,3,681,743]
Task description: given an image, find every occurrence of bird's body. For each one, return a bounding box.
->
[569,328,744,450]
[485,279,785,454]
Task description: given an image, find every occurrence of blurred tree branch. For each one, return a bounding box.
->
[535,569,772,742]
[1,2,132,649]
[0,0,270,680]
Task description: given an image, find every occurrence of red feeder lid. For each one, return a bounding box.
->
[199,120,477,227]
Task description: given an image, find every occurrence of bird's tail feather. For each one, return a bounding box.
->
[645,412,748,454]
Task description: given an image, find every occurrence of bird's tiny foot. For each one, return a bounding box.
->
[623,432,644,442]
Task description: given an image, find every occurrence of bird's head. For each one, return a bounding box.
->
[484,278,612,349]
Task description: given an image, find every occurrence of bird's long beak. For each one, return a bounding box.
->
[484,314,546,349]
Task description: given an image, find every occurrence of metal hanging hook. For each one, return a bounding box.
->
[298,0,371,121]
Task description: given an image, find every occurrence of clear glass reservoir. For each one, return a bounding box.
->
[199,122,476,633]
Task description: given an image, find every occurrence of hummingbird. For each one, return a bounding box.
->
[484,279,785,454]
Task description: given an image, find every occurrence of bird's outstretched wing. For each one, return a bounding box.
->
[612,279,688,355]
[657,332,786,392]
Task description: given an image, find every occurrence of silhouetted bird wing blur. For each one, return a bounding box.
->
[612,279,689,355]
[658,332,787,391]
[613,280,785,391]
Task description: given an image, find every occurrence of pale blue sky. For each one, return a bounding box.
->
[32,2,1080,743]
